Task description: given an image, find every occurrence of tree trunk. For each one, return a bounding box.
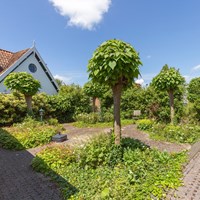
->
[92,97,101,112]
[25,95,33,115]
[92,97,96,112]
[168,90,174,124]
[112,83,123,145]
[95,97,101,112]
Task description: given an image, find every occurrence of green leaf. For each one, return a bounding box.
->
[101,188,110,198]
[109,61,116,70]
[94,70,99,76]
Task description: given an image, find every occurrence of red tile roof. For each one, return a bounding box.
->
[0,48,29,74]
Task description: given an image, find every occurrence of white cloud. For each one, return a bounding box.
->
[135,78,144,85]
[192,64,200,71]
[49,0,111,30]
[54,74,72,84]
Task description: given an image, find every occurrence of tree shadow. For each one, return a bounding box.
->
[0,128,78,200]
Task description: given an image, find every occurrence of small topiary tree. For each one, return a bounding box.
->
[4,72,41,114]
[88,39,142,144]
[83,80,108,112]
[152,65,185,124]
[187,77,200,103]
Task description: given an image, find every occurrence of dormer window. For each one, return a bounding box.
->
[28,63,37,73]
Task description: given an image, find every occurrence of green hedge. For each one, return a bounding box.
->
[0,87,91,125]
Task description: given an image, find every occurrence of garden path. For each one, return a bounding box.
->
[0,148,62,200]
[28,124,191,155]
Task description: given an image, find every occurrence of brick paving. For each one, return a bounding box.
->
[0,148,62,200]
[168,142,200,200]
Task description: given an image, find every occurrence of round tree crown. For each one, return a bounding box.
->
[4,72,41,96]
[88,39,142,87]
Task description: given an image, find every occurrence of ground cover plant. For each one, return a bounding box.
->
[136,119,200,144]
[149,124,200,144]
[0,117,62,150]
[32,134,186,200]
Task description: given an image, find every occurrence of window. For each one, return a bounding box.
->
[28,63,37,73]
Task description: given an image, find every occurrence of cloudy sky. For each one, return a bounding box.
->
[1,0,200,85]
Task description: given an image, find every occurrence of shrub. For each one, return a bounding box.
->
[75,112,113,124]
[0,84,91,125]
[100,111,113,122]
[77,134,123,168]
[46,118,59,125]
[75,113,99,124]
[0,93,27,125]
[136,119,154,130]
[150,123,200,144]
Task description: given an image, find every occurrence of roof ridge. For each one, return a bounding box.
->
[0,49,14,54]
[0,48,30,75]
[14,48,30,54]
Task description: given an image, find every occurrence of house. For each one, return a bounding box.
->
[0,45,59,95]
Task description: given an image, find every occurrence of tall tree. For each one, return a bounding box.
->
[88,39,142,144]
[55,78,65,87]
[152,65,185,124]
[4,72,41,114]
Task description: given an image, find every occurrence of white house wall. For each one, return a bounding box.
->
[0,53,57,95]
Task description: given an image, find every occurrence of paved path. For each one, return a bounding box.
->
[168,142,200,200]
[170,152,200,200]
[0,148,62,200]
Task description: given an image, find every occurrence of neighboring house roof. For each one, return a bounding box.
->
[0,46,59,93]
[0,49,29,74]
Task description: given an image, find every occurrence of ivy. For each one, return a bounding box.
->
[32,134,187,199]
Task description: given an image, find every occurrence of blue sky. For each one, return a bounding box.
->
[1,0,200,86]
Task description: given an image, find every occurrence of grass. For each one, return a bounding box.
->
[72,119,134,128]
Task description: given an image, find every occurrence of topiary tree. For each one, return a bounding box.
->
[152,65,185,124]
[4,72,41,114]
[83,80,108,112]
[187,77,200,103]
[88,39,142,144]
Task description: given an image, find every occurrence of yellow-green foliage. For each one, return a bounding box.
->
[150,123,200,144]
[0,118,60,150]
[32,134,186,200]
[136,119,154,130]
[0,93,27,125]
